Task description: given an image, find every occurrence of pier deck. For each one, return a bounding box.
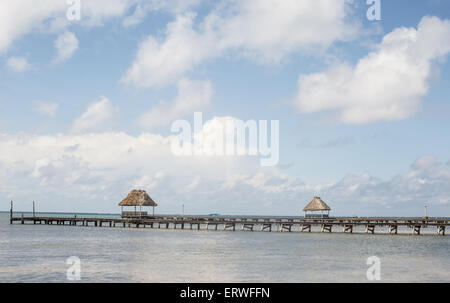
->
[9,214,449,235]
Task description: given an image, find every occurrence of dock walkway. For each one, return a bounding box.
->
[9,214,449,235]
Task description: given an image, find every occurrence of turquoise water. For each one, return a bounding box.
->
[1,213,449,282]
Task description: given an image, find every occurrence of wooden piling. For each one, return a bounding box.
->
[261,223,272,231]
[343,224,353,233]
[389,225,398,234]
[280,223,292,232]
[321,224,332,232]
[366,225,375,234]
[9,201,13,224]
[301,224,311,232]
[223,223,235,231]
[242,223,254,231]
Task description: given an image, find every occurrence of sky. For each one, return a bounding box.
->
[1,0,450,217]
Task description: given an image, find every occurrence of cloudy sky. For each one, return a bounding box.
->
[1,0,450,217]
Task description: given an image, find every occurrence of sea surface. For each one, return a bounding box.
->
[1,212,449,282]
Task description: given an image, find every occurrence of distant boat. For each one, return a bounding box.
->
[208,213,220,217]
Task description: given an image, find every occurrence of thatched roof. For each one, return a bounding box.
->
[303,196,331,211]
[118,190,158,207]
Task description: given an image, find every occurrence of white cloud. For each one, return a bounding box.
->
[0,0,65,53]
[1,124,449,215]
[122,13,216,88]
[122,0,359,88]
[0,0,145,53]
[320,155,450,215]
[33,101,59,117]
[295,16,450,124]
[138,78,213,128]
[54,31,79,62]
[122,0,204,27]
[211,0,358,62]
[71,96,114,133]
[6,56,31,72]
[0,0,204,54]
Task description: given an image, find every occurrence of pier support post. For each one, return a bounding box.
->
[223,223,235,231]
[280,224,292,232]
[242,223,254,231]
[261,223,272,231]
[343,225,353,233]
[412,225,421,235]
[301,224,311,232]
[366,225,375,234]
[321,224,332,233]
[389,225,398,235]
[9,201,13,224]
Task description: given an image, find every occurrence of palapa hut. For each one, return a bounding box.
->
[119,189,158,217]
[303,196,331,218]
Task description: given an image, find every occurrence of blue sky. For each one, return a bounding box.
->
[1,0,450,217]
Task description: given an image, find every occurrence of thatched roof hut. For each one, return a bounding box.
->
[303,196,330,211]
[119,189,157,207]
[119,190,157,217]
[303,196,331,218]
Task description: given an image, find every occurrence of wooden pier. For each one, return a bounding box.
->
[9,213,449,236]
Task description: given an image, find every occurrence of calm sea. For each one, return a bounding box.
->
[1,212,449,282]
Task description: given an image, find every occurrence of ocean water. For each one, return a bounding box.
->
[1,213,449,282]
